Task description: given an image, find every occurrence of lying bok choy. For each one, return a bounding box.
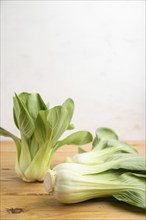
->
[0,92,92,182]
[66,127,138,165]
[44,164,146,209]
[44,128,146,209]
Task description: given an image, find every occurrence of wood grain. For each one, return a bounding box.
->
[0,141,146,220]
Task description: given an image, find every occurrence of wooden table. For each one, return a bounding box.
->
[0,141,146,220]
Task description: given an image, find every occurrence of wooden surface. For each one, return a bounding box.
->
[0,141,146,220]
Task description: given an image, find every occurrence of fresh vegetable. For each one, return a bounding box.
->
[65,128,138,165]
[44,165,146,209]
[44,128,146,209]
[0,92,92,182]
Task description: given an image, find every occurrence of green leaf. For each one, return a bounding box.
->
[0,127,19,141]
[107,139,137,154]
[29,135,40,158]
[13,94,22,129]
[47,106,70,145]
[114,173,146,209]
[13,94,35,138]
[96,127,119,140]
[107,153,146,171]
[0,127,24,178]
[63,98,74,124]
[78,147,87,153]
[54,131,93,151]
[13,108,19,129]
[34,110,51,145]
[92,128,137,154]
[93,127,118,148]
[27,93,48,119]
[18,92,30,104]
[89,153,146,174]
[67,124,75,130]
[0,127,21,158]
[34,106,71,147]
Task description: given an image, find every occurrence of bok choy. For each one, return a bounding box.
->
[44,165,146,209]
[65,128,138,165]
[44,128,146,209]
[0,92,92,182]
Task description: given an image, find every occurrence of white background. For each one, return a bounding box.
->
[1,1,145,140]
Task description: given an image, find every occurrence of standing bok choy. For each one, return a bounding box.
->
[0,92,92,182]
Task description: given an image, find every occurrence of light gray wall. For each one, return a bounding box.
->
[1,1,145,140]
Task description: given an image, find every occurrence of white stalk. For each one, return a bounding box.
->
[44,170,56,193]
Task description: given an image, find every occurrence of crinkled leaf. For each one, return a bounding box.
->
[114,173,146,209]
[94,139,137,154]
[13,92,31,129]
[93,127,118,149]
[47,106,70,145]
[107,139,137,154]
[92,128,137,154]
[89,153,146,174]
[34,106,70,147]
[13,94,35,138]
[107,153,146,171]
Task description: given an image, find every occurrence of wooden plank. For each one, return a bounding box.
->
[1,195,146,220]
[0,141,146,220]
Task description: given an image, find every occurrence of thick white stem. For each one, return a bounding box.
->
[44,170,56,193]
